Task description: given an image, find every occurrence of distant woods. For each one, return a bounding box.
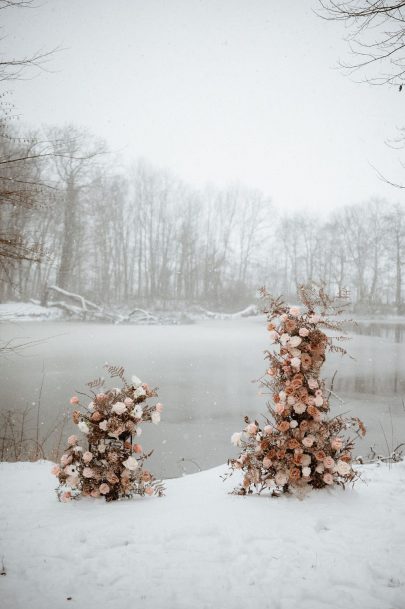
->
[0,123,404,313]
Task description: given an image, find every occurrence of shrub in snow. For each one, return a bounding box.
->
[228,285,366,496]
[53,365,165,502]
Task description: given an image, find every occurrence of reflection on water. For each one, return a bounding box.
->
[0,318,404,477]
[354,321,405,344]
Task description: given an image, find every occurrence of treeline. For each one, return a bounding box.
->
[1,123,404,312]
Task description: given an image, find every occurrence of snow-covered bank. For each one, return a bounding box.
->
[0,461,404,609]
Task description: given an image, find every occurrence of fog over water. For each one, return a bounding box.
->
[1,318,404,478]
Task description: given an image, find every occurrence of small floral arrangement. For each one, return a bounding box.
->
[52,365,165,502]
[228,285,366,496]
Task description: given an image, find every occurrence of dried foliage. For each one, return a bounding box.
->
[52,366,165,502]
[227,285,366,497]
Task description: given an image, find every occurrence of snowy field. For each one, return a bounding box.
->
[0,460,404,609]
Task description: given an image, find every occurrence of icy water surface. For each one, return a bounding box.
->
[1,318,404,478]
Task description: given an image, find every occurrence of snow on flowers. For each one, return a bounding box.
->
[228,285,366,496]
[53,364,165,502]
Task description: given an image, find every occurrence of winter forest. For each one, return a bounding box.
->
[1,2,405,609]
[1,123,404,312]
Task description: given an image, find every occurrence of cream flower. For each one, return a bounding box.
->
[246,423,258,435]
[291,357,301,369]
[263,425,273,435]
[293,402,306,414]
[336,460,351,476]
[112,401,126,415]
[99,420,108,431]
[275,471,288,486]
[78,421,89,434]
[289,335,302,348]
[279,391,287,402]
[290,420,298,428]
[123,456,138,471]
[302,435,315,448]
[314,395,324,407]
[83,467,95,478]
[301,454,311,467]
[299,327,309,337]
[302,466,311,478]
[231,432,242,446]
[134,386,146,398]
[307,378,319,390]
[289,306,300,317]
[279,333,290,346]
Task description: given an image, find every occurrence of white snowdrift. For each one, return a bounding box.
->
[0,461,404,609]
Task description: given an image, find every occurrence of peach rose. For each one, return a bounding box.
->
[51,464,60,476]
[277,421,290,432]
[99,483,110,495]
[331,437,343,451]
[275,402,285,415]
[133,443,143,453]
[67,435,78,446]
[302,435,315,448]
[299,327,309,337]
[263,456,272,468]
[145,487,154,496]
[275,470,289,486]
[323,473,334,485]
[82,451,93,463]
[246,423,257,435]
[83,467,95,478]
[69,396,79,405]
[323,456,335,469]
[289,306,300,317]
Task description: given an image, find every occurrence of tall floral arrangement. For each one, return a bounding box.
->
[52,365,165,502]
[228,285,366,496]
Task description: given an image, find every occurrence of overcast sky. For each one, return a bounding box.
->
[2,0,404,212]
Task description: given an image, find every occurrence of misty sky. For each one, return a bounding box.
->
[2,0,404,212]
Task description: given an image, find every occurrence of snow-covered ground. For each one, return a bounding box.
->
[0,461,404,609]
[0,302,63,322]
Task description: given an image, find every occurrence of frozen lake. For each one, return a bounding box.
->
[1,317,404,478]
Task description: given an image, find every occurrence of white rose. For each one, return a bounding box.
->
[99,420,108,431]
[302,466,311,477]
[336,460,351,476]
[231,431,242,446]
[78,421,89,434]
[290,420,298,428]
[279,333,290,346]
[122,456,138,471]
[134,406,143,419]
[112,401,126,415]
[289,336,302,348]
[291,357,301,369]
[134,386,146,398]
[293,402,306,414]
[279,391,287,402]
[151,411,161,425]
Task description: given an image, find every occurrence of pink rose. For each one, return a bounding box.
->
[289,306,300,317]
[323,473,334,485]
[246,423,257,435]
[67,435,78,446]
[124,397,133,406]
[155,402,164,413]
[60,453,72,466]
[145,487,154,496]
[263,457,272,468]
[69,396,79,405]
[302,435,315,448]
[83,467,95,478]
[331,437,343,451]
[51,464,60,476]
[323,456,335,469]
[307,378,319,390]
[275,402,285,415]
[99,483,110,495]
[299,327,309,337]
[61,491,72,502]
[133,443,143,453]
[82,451,93,463]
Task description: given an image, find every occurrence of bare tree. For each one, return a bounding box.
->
[319,1,405,86]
